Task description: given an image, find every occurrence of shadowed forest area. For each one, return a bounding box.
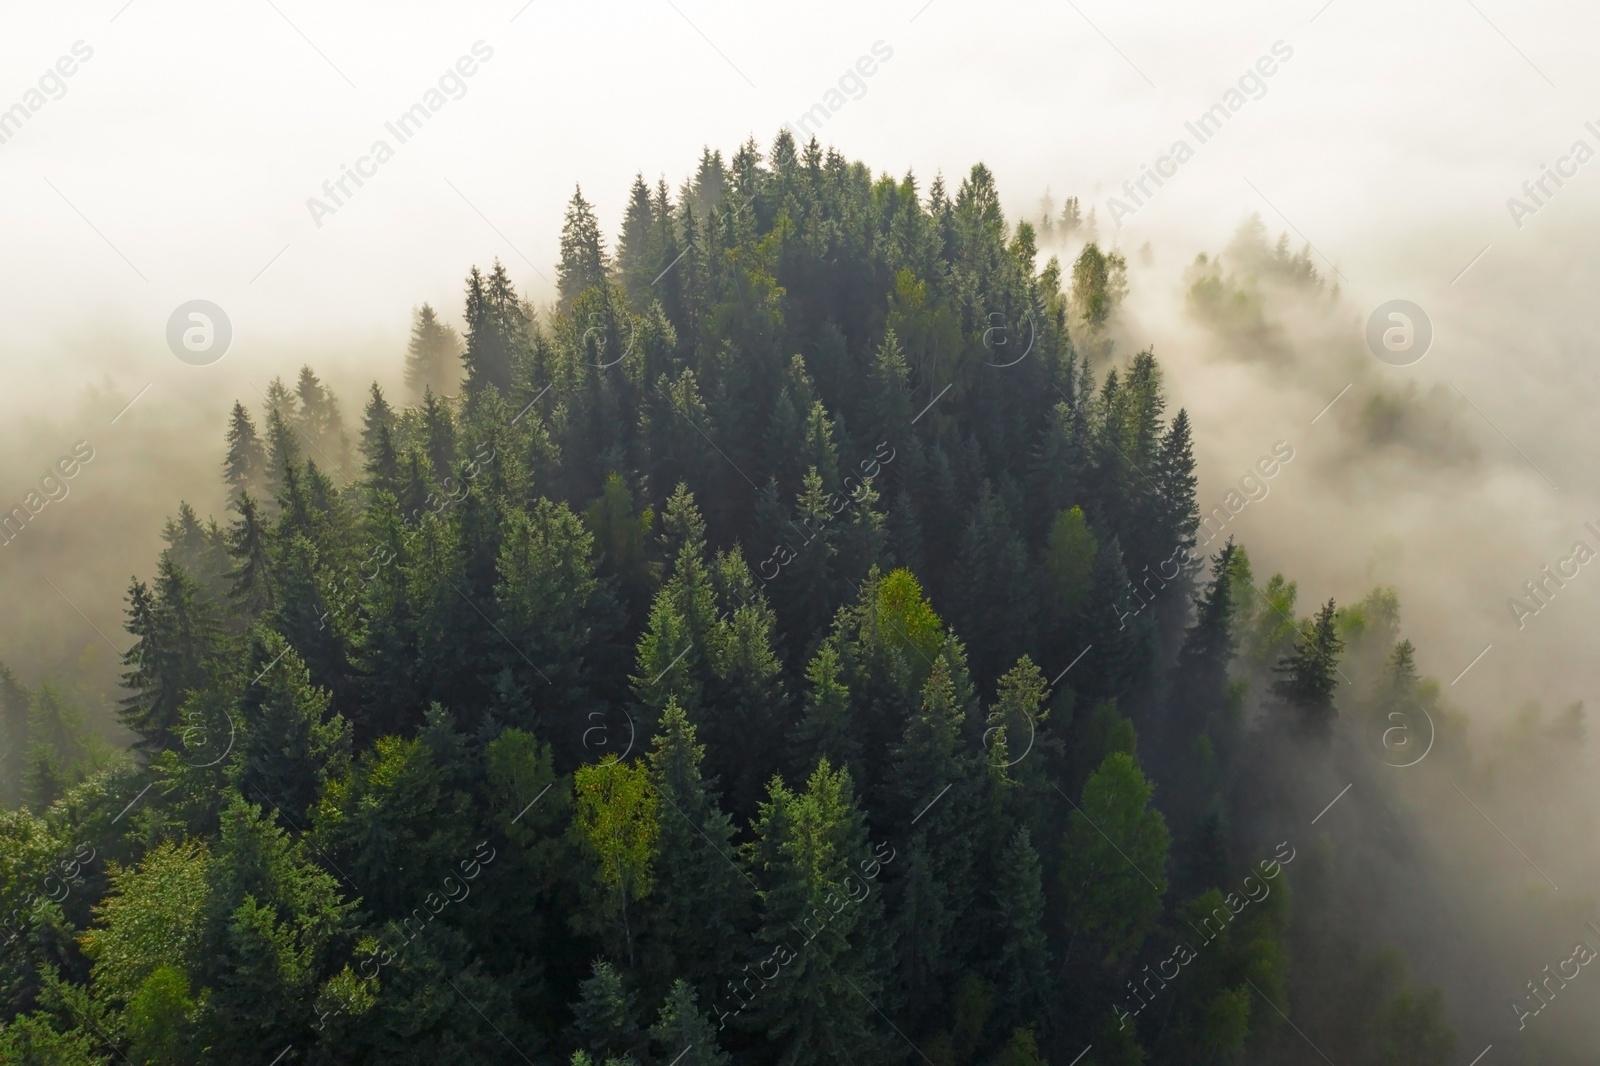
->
[0,134,1588,1065]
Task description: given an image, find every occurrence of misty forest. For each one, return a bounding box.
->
[0,134,1587,1066]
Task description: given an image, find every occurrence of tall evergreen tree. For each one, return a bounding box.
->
[262,403,300,502]
[618,173,660,309]
[119,558,224,754]
[643,701,755,1001]
[1273,598,1345,739]
[223,401,266,502]
[404,302,462,399]
[741,760,892,1066]
[231,633,351,820]
[649,979,732,1066]
[462,262,524,397]
[559,186,610,309]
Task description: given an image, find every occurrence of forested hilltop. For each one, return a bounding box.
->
[1,133,1466,1065]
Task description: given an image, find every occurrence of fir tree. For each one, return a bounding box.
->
[119,558,224,754]
[649,979,732,1066]
[742,760,892,1066]
[571,959,645,1064]
[262,403,300,501]
[990,828,1050,1035]
[1273,598,1345,738]
[643,701,755,1001]
[618,173,660,308]
[231,633,351,820]
[462,262,524,397]
[223,401,266,501]
[404,302,462,399]
[559,186,610,309]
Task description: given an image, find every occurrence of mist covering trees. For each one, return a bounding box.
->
[0,135,1484,1064]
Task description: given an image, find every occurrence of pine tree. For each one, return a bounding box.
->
[618,173,660,309]
[559,186,610,309]
[404,303,462,399]
[643,701,755,1001]
[1273,598,1345,738]
[649,979,732,1066]
[231,632,351,820]
[119,558,224,754]
[990,828,1050,1034]
[741,760,892,1065]
[262,404,300,502]
[571,959,645,1063]
[462,262,524,397]
[223,401,266,501]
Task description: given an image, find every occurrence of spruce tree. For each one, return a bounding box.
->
[1170,541,1238,750]
[649,979,732,1066]
[1272,598,1345,738]
[559,186,610,309]
[618,173,659,308]
[359,383,395,467]
[295,365,349,474]
[262,404,300,502]
[422,388,458,483]
[119,558,223,754]
[462,262,524,397]
[742,761,892,1066]
[643,701,755,1001]
[1059,752,1170,967]
[789,643,861,785]
[952,482,1036,689]
[230,633,351,820]
[404,302,462,399]
[990,828,1050,1035]
[571,959,645,1064]
[223,401,266,501]
[224,492,274,621]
